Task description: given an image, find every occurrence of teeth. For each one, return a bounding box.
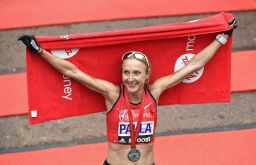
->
[128,82,136,87]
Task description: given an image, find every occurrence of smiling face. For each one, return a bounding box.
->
[122,58,149,95]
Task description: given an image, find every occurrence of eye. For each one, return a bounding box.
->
[123,70,129,75]
[134,71,141,75]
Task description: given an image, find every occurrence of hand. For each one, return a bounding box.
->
[224,19,238,36]
[18,35,42,54]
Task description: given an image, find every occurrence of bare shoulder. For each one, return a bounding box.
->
[107,83,120,100]
[104,83,121,111]
[95,78,120,99]
[148,84,161,103]
[148,64,196,100]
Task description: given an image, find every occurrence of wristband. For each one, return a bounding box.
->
[216,34,227,45]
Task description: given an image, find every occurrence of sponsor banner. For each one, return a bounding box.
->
[118,121,154,136]
[27,13,233,124]
[118,135,153,144]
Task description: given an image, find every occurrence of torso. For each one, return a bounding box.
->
[107,142,154,165]
[106,85,157,164]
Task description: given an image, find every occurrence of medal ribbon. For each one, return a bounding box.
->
[125,88,145,149]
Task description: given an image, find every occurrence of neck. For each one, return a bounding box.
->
[127,89,144,104]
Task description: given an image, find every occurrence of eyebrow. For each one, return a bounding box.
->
[122,69,141,73]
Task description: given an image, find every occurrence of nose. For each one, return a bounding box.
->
[128,74,134,82]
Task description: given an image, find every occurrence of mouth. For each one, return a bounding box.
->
[126,82,138,88]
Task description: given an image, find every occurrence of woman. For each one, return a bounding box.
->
[19,26,234,164]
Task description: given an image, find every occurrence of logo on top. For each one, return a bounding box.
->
[119,109,129,122]
[174,53,204,83]
[51,49,79,59]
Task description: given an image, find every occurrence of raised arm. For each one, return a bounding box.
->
[39,49,119,95]
[18,35,119,107]
[150,19,237,101]
[149,33,229,101]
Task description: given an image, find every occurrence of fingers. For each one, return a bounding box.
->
[224,29,234,36]
[18,35,31,47]
[223,19,238,36]
[229,19,238,29]
[18,35,41,53]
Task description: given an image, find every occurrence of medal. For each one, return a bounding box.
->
[128,148,141,162]
[124,88,145,162]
